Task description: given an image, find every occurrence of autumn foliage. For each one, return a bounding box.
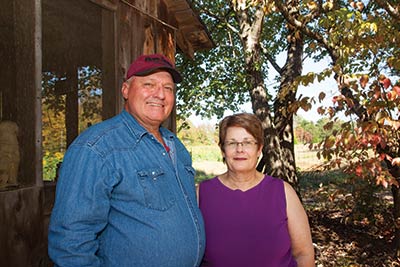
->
[313,73,400,189]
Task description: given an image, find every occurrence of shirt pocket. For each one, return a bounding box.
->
[137,168,176,211]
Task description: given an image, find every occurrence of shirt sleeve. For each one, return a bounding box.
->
[48,144,117,267]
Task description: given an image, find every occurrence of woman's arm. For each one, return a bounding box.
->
[284,182,315,267]
[196,183,200,205]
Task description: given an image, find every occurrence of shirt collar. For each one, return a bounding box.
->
[120,109,175,141]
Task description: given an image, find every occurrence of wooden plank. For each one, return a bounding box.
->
[14,0,40,185]
[101,8,118,119]
[0,187,47,266]
[90,0,118,11]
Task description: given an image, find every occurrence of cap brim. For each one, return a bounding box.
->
[135,67,182,83]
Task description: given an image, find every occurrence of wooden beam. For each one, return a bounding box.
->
[89,0,118,11]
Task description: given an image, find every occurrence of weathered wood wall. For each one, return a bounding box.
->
[0,187,48,266]
[0,0,212,266]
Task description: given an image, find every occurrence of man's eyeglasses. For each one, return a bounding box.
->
[224,140,258,150]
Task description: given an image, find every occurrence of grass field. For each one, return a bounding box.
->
[188,144,325,182]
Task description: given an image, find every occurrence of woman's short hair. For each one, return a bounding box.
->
[218,113,264,152]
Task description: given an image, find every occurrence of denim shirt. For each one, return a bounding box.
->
[48,110,205,267]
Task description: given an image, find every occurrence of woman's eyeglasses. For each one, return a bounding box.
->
[224,140,258,150]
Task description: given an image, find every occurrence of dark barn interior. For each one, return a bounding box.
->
[0,0,213,266]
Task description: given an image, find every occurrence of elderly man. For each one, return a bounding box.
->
[48,54,205,267]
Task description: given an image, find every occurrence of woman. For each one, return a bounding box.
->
[198,113,315,267]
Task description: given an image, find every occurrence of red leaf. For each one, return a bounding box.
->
[360,75,369,88]
[381,78,391,89]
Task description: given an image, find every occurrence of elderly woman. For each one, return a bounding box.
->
[198,113,315,267]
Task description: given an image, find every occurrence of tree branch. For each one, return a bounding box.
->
[375,0,400,22]
[274,0,339,62]
[262,45,282,74]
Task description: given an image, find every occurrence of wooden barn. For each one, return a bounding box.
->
[0,0,213,266]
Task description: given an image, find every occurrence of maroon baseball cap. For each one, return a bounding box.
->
[126,54,182,83]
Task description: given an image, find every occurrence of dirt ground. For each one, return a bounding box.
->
[193,161,226,176]
[304,185,398,267]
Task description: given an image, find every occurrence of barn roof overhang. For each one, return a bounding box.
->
[164,0,215,58]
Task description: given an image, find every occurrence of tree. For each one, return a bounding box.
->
[294,126,313,144]
[275,0,400,253]
[176,0,400,252]
[177,120,217,146]
[42,66,103,180]
[178,0,307,192]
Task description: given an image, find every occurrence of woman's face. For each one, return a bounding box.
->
[222,126,262,173]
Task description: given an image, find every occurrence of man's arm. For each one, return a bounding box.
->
[48,145,114,267]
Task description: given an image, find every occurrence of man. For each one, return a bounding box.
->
[48,54,205,267]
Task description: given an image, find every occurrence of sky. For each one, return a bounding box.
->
[189,55,339,127]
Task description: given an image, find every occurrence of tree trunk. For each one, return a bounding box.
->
[238,6,291,184]
[232,1,290,182]
[273,22,304,192]
[233,0,304,194]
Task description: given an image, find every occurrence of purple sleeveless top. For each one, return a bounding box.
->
[199,175,297,267]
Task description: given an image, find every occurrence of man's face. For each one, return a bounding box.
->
[122,71,175,131]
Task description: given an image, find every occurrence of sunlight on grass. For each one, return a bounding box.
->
[187,144,222,162]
